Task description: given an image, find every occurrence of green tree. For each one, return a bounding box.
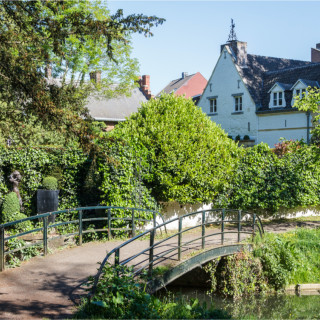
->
[0,0,164,147]
[110,94,239,204]
[293,87,320,144]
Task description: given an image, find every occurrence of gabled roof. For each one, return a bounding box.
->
[157,73,195,96]
[290,79,320,89]
[157,72,207,99]
[258,63,320,111]
[268,82,292,93]
[86,87,147,121]
[237,54,315,107]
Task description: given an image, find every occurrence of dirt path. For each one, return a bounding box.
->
[0,221,319,319]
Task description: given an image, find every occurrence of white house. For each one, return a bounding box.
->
[199,40,320,147]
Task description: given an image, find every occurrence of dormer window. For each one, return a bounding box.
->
[268,82,290,108]
[273,92,283,106]
[291,79,319,105]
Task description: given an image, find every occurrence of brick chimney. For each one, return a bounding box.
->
[221,40,248,67]
[311,43,320,63]
[139,75,153,99]
[90,70,101,83]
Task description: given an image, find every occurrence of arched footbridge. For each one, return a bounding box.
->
[0,206,264,319]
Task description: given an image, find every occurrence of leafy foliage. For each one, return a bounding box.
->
[111,93,239,204]
[76,263,230,319]
[215,143,320,213]
[208,251,266,299]
[0,0,164,147]
[42,176,58,190]
[293,87,320,144]
[1,192,20,223]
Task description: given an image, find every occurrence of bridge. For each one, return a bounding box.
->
[0,206,264,319]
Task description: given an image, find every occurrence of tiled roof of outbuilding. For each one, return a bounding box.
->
[156,74,195,96]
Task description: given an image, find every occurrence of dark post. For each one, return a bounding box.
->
[149,229,155,275]
[202,211,206,249]
[252,213,256,235]
[79,210,83,246]
[131,209,136,238]
[153,211,157,236]
[221,209,225,245]
[0,228,5,271]
[108,208,111,240]
[178,217,182,261]
[43,216,48,256]
[115,248,120,266]
[238,210,242,243]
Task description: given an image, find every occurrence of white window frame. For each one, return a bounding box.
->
[234,96,242,112]
[209,98,217,113]
[270,90,285,108]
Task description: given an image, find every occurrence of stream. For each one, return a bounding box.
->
[158,286,320,319]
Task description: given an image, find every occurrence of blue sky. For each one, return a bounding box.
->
[108,1,320,95]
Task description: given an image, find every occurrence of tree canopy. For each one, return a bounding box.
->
[0,0,164,147]
[110,94,239,204]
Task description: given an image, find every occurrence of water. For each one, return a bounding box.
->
[158,286,320,319]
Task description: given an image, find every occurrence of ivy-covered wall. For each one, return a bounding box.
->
[0,146,91,217]
[215,143,320,214]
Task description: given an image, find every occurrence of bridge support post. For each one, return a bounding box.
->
[78,210,83,246]
[178,217,182,261]
[108,208,112,240]
[131,209,136,238]
[238,210,242,243]
[149,229,155,276]
[0,228,4,271]
[202,211,205,249]
[221,209,225,245]
[43,216,48,256]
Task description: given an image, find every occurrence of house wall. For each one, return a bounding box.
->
[198,48,258,141]
[257,112,310,146]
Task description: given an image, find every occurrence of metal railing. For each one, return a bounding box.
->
[91,209,264,294]
[0,206,162,272]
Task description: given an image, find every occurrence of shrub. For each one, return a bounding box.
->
[42,176,58,190]
[1,192,20,223]
[235,135,241,141]
[76,264,230,319]
[1,192,32,230]
[243,135,250,141]
[111,93,239,204]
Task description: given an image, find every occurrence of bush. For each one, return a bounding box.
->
[42,176,58,190]
[111,93,239,204]
[243,135,250,141]
[215,143,320,214]
[1,192,32,230]
[235,135,241,141]
[1,192,20,223]
[76,264,230,319]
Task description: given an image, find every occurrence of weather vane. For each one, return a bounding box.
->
[227,19,237,42]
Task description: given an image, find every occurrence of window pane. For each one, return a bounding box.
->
[296,89,300,96]
[210,100,213,113]
[279,92,282,105]
[273,92,277,106]
[239,96,242,110]
[214,99,217,113]
[235,97,238,111]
